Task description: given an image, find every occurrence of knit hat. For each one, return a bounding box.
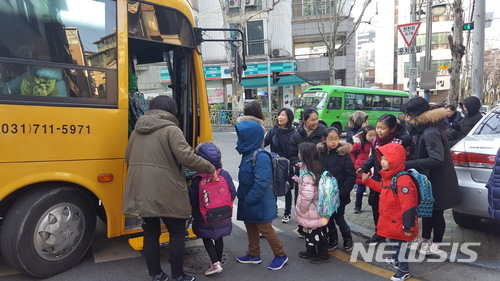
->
[402,97,430,117]
[195,141,222,169]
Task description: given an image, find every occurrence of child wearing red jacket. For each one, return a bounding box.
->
[362,143,418,281]
[350,125,376,213]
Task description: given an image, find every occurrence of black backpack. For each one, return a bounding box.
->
[249,149,290,197]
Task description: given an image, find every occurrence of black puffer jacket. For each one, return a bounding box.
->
[405,107,460,211]
[317,142,356,205]
[453,96,483,139]
[288,123,327,165]
[265,126,296,159]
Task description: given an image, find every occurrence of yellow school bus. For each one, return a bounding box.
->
[0,0,224,277]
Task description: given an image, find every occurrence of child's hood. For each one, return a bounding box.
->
[235,120,264,155]
[195,141,221,169]
[376,143,406,176]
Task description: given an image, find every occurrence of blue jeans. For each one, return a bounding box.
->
[389,239,410,273]
[355,184,366,209]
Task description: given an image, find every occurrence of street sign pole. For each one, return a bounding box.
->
[398,20,421,98]
[409,0,418,98]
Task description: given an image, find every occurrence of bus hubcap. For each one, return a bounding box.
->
[34,203,85,261]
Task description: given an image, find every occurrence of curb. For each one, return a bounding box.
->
[347,220,500,272]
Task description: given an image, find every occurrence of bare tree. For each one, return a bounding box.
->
[216,0,284,112]
[483,50,500,105]
[313,0,372,84]
[447,0,465,106]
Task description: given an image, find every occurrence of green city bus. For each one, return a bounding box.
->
[294,85,410,132]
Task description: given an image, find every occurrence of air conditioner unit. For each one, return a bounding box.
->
[245,0,257,6]
[272,48,288,57]
[228,0,240,8]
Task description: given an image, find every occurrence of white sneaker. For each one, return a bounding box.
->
[282,214,291,223]
[419,241,432,256]
[409,238,427,251]
[429,243,445,255]
[205,261,223,276]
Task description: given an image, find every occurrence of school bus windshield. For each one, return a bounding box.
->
[297,91,327,109]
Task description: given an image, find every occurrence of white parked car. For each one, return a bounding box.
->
[450,107,500,228]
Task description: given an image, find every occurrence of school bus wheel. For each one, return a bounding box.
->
[0,186,96,278]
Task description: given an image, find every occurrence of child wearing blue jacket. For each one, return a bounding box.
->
[189,142,236,276]
[234,119,288,271]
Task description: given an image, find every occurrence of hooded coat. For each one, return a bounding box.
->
[295,170,329,229]
[405,107,460,210]
[317,142,356,205]
[289,122,327,165]
[189,143,237,239]
[123,109,215,218]
[454,96,483,139]
[363,143,418,241]
[346,111,369,144]
[235,120,277,223]
[486,147,500,220]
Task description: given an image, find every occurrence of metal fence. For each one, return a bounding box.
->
[209,110,278,128]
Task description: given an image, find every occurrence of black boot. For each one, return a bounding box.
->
[309,245,329,264]
[341,228,353,252]
[298,244,317,259]
[327,228,338,251]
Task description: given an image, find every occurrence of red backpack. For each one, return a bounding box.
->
[195,169,233,224]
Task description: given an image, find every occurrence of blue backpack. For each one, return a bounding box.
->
[316,171,340,218]
[249,149,290,197]
[388,168,434,218]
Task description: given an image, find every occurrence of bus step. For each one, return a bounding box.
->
[128,229,197,251]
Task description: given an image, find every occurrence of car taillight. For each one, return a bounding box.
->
[451,150,495,169]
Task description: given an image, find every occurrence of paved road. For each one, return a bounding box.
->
[0,130,499,281]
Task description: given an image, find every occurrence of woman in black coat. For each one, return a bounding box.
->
[264,108,296,222]
[402,97,460,256]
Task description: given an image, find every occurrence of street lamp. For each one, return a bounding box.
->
[422,1,447,101]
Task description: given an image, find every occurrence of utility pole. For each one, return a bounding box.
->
[423,1,433,101]
[471,0,485,100]
[409,0,418,98]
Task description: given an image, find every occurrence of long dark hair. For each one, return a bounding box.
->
[275,108,294,129]
[377,114,406,136]
[359,125,375,151]
[298,142,323,185]
[244,101,265,120]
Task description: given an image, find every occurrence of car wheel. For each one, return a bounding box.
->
[452,210,481,229]
[331,122,342,134]
[0,186,96,278]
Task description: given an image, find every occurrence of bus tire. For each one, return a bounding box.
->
[331,122,342,134]
[0,186,96,278]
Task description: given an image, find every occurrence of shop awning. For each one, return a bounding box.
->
[240,74,315,88]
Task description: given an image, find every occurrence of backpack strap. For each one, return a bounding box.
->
[382,171,409,195]
[248,148,271,167]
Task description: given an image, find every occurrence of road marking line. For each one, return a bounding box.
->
[329,249,421,281]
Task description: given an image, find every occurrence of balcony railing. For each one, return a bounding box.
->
[245,39,270,56]
[292,2,350,18]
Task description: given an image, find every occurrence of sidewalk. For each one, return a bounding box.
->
[344,190,500,271]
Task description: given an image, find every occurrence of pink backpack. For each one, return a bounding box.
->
[195,169,233,224]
